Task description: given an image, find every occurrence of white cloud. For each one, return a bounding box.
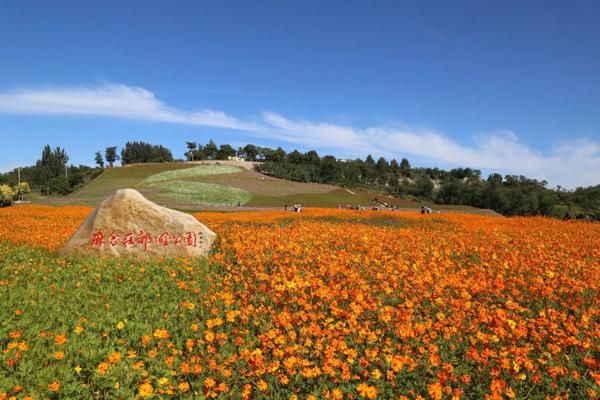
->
[257,114,600,188]
[0,83,598,188]
[260,112,372,152]
[0,84,262,131]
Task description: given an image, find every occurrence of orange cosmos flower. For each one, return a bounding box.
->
[138,381,153,397]
[108,351,122,364]
[48,381,60,392]
[54,334,68,345]
[428,382,443,400]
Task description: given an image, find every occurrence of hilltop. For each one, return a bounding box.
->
[32,161,486,213]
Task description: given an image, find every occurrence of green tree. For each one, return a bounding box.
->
[375,157,389,182]
[120,142,174,164]
[242,144,258,161]
[216,144,236,160]
[304,150,320,165]
[288,150,303,164]
[390,159,400,175]
[414,175,434,198]
[105,146,118,167]
[204,140,218,160]
[272,147,287,162]
[186,142,197,161]
[35,145,69,195]
[400,158,411,177]
[0,184,14,206]
[39,145,69,178]
[13,182,30,202]
[94,151,104,168]
[320,155,340,182]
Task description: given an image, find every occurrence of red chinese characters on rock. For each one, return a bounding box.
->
[108,231,120,246]
[123,232,135,247]
[156,232,173,246]
[91,230,105,247]
[90,230,204,251]
[137,231,152,252]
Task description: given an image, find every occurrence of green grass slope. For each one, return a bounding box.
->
[39,162,488,212]
[59,163,377,209]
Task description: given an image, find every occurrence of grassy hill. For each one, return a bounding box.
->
[35,162,488,212]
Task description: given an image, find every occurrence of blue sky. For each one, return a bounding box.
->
[1,1,599,188]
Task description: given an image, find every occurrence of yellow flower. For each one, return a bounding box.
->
[153,328,170,339]
[179,382,190,392]
[505,387,516,398]
[158,377,169,386]
[331,389,343,400]
[74,365,82,374]
[257,379,268,392]
[116,321,125,330]
[507,319,517,330]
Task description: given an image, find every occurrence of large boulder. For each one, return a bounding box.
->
[60,189,216,258]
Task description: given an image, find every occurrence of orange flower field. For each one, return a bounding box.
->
[0,205,599,399]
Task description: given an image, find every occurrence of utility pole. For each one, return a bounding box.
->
[65,164,68,179]
[17,168,22,202]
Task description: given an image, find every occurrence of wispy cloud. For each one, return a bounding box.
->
[0,83,598,188]
[261,114,600,188]
[0,84,262,131]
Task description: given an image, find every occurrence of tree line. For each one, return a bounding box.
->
[94,142,174,167]
[251,147,598,219]
[1,140,598,219]
[181,139,599,219]
[0,145,101,197]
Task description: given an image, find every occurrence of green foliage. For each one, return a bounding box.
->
[94,151,104,168]
[0,241,210,398]
[185,141,197,161]
[32,145,70,194]
[0,145,100,197]
[215,144,236,160]
[400,158,411,176]
[255,147,599,218]
[0,184,14,206]
[240,144,258,161]
[120,141,173,164]
[105,146,118,167]
[142,165,241,183]
[147,181,251,206]
[13,182,30,201]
